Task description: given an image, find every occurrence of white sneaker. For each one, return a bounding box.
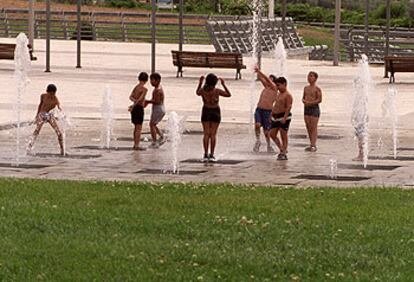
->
[253,141,261,152]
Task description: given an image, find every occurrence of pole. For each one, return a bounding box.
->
[45,0,51,72]
[28,0,35,49]
[151,0,156,73]
[384,0,391,77]
[179,0,184,51]
[257,1,262,69]
[269,0,274,19]
[364,0,369,56]
[281,0,287,39]
[76,0,81,68]
[333,0,341,66]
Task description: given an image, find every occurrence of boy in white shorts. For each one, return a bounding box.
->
[145,72,166,148]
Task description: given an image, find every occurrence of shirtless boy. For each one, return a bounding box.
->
[269,77,293,160]
[145,72,166,148]
[27,84,64,155]
[129,72,148,150]
[253,66,278,153]
[302,71,322,152]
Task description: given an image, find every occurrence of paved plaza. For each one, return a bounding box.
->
[1,38,413,187]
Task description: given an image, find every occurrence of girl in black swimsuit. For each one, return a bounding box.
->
[196,73,231,162]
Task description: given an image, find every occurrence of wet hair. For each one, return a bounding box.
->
[308,71,318,79]
[269,74,277,84]
[275,77,287,85]
[203,73,218,91]
[46,84,57,93]
[138,72,149,82]
[150,72,161,82]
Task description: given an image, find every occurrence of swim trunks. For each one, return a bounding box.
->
[304,104,320,118]
[271,112,292,131]
[150,104,166,124]
[131,105,144,125]
[38,112,54,122]
[254,108,272,130]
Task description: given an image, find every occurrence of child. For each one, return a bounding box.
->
[253,66,278,153]
[27,84,65,155]
[129,72,148,150]
[269,77,293,160]
[302,71,322,152]
[145,72,166,148]
[196,73,231,162]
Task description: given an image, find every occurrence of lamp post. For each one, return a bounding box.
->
[333,0,341,66]
[179,0,184,51]
[268,0,274,19]
[45,0,51,72]
[28,0,35,49]
[76,0,81,68]
[384,0,391,77]
[151,0,156,73]
[364,0,369,56]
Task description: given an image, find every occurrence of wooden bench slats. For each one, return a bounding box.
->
[0,43,37,61]
[384,56,414,83]
[171,50,246,80]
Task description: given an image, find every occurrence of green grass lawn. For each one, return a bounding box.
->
[0,178,413,280]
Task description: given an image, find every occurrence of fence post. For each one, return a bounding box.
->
[121,13,127,42]
[63,11,68,40]
[91,12,97,40]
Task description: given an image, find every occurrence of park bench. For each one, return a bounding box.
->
[171,50,246,80]
[0,43,37,61]
[384,56,414,83]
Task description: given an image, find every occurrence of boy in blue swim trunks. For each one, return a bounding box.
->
[253,66,278,153]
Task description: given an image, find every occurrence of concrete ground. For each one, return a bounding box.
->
[1,37,413,187]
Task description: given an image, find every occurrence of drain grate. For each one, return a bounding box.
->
[74,145,133,151]
[183,130,204,135]
[369,156,414,161]
[0,163,50,169]
[34,153,102,159]
[397,147,414,151]
[292,174,370,181]
[135,169,207,175]
[338,164,401,171]
[290,134,343,140]
[181,159,245,165]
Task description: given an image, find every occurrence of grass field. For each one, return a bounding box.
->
[0,178,413,280]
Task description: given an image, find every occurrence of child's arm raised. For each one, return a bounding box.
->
[218,77,231,97]
[196,76,204,96]
[254,66,277,91]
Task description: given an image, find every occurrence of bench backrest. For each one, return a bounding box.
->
[172,51,244,68]
[0,44,17,60]
[385,56,414,72]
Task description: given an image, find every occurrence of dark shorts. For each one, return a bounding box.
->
[271,112,292,131]
[304,105,320,118]
[254,108,272,130]
[201,106,221,123]
[131,105,144,125]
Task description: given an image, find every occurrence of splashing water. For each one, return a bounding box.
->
[55,109,73,156]
[14,33,31,166]
[351,54,372,168]
[249,0,261,141]
[101,86,114,149]
[329,159,338,179]
[273,36,287,78]
[166,111,184,174]
[381,85,398,159]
